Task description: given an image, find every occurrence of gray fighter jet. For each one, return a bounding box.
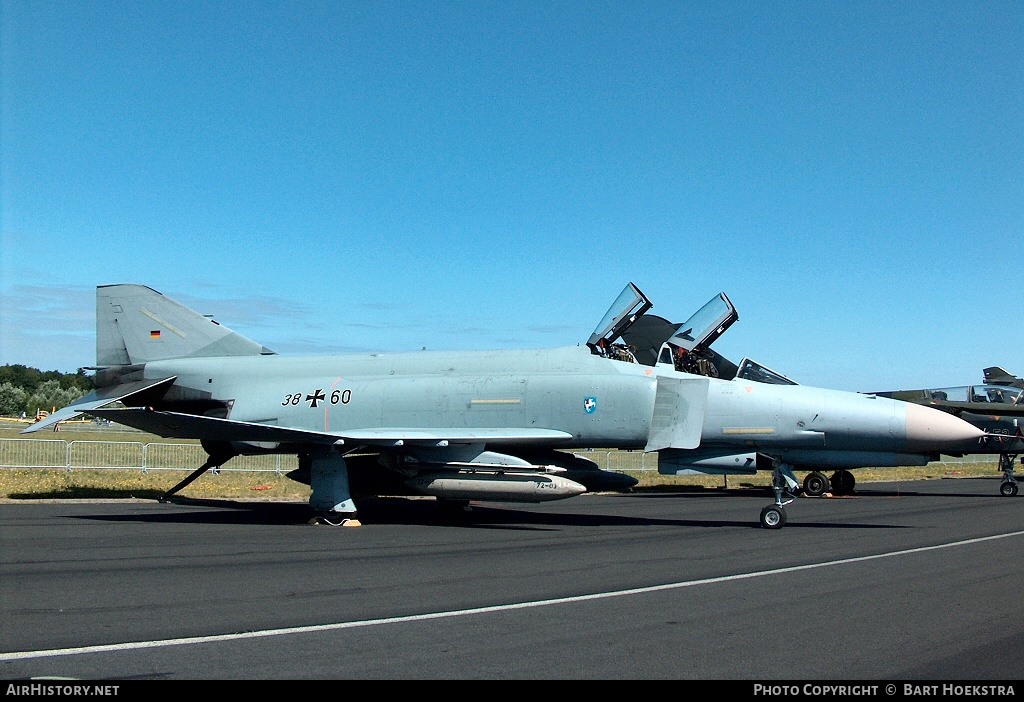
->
[22,283,983,528]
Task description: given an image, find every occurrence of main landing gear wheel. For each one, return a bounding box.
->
[830,470,856,496]
[309,512,361,526]
[760,505,787,529]
[1000,482,1018,497]
[803,471,830,497]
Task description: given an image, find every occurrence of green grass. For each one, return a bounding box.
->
[0,467,312,501]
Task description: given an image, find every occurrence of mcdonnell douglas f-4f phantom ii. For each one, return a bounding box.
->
[23,283,983,528]
[874,370,1024,497]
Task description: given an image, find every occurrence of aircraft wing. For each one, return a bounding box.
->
[20,377,177,434]
[83,408,573,447]
[338,427,574,445]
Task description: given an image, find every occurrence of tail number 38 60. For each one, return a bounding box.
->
[282,389,352,407]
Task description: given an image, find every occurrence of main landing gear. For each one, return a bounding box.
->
[307,453,361,526]
[829,469,856,496]
[799,469,855,497]
[309,512,361,526]
[802,471,830,497]
[760,459,798,529]
[998,454,1020,497]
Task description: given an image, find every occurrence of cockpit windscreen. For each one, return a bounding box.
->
[735,358,798,386]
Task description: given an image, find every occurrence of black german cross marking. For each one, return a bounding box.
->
[306,389,326,408]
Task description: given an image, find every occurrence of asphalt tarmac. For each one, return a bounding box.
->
[1,477,1023,680]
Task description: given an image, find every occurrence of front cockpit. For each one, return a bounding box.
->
[651,292,737,377]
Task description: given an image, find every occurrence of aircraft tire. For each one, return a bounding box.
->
[759,505,787,529]
[1000,482,1018,497]
[803,471,830,497]
[830,470,855,496]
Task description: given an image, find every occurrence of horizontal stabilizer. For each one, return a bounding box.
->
[82,409,573,447]
[20,377,176,434]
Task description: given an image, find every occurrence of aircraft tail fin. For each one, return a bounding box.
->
[983,366,1022,388]
[96,284,275,366]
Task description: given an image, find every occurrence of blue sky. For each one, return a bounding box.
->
[1,1,1021,391]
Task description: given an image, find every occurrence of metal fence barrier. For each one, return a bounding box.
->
[0,438,299,473]
[0,438,68,469]
[69,441,145,470]
[573,450,655,472]
[0,438,1000,474]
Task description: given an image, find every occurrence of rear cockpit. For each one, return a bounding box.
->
[650,292,737,377]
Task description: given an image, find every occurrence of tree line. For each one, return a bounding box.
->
[0,365,95,417]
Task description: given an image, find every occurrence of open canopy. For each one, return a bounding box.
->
[666,292,737,354]
[587,282,652,352]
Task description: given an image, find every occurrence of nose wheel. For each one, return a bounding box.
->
[761,459,797,528]
[760,504,787,529]
[998,454,1019,497]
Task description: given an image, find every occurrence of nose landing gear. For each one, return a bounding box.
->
[998,454,1019,497]
[760,459,798,529]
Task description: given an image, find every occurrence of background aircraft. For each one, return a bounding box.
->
[23,283,981,528]
[873,371,1024,496]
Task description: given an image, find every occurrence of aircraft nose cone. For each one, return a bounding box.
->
[904,403,986,449]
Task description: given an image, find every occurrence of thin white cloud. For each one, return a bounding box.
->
[0,284,94,370]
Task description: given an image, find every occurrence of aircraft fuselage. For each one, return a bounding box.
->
[140,345,969,459]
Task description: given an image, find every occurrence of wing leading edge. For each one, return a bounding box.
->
[84,408,574,447]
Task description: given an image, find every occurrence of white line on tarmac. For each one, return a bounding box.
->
[3,529,1023,662]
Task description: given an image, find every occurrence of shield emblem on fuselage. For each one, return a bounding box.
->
[584,397,597,414]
